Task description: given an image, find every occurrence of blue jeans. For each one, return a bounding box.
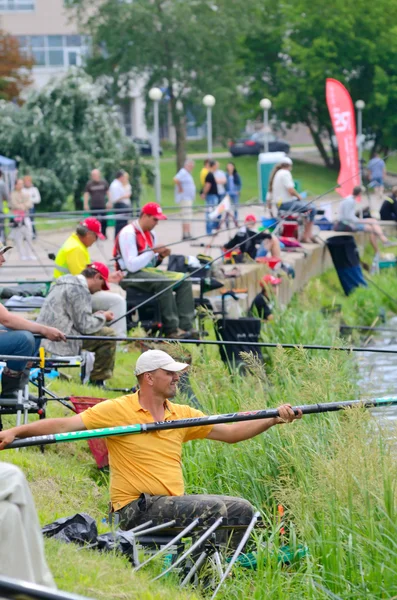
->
[205,194,219,235]
[229,193,240,220]
[0,328,41,372]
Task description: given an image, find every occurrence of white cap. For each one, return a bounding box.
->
[134,350,189,376]
[282,156,293,165]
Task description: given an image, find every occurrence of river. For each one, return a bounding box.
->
[357,316,397,429]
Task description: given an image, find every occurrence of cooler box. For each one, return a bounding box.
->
[70,396,109,469]
[257,152,288,203]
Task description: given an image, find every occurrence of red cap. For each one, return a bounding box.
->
[88,262,110,290]
[260,274,282,286]
[80,218,105,240]
[244,214,257,224]
[142,203,167,220]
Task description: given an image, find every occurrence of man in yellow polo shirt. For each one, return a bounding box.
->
[54,218,127,336]
[0,350,301,547]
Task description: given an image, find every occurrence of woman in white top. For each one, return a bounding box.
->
[108,170,132,239]
[9,179,35,260]
[268,157,317,243]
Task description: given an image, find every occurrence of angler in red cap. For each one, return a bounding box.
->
[53,218,127,336]
[114,203,198,339]
[249,273,282,321]
[37,262,117,387]
[222,214,281,260]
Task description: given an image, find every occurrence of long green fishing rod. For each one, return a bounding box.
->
[5,397,397,450]
[340,324,397,334]
[34,333,397,354]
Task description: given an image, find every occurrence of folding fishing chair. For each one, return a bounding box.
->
[109,508,261,594]
[125,288,163,333]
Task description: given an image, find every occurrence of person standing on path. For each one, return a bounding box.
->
[173,159,196,240]
[53,218,127,337]
[114,203,197,339]
[22,175,41,240]
[200,160,219,235]
[367,152,386,201]
[225,161,242,226]
[108,170,132,239]
[199,159,210,189]
[83,169,109,239]
[0,170,9,243]
[9,178,34,260]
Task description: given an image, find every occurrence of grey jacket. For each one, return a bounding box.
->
[37,275,106,356]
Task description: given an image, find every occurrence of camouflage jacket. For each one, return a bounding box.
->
[37,275,106,356]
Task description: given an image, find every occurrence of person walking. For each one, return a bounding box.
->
[9,179,35,260]
[37,263,117,387]
[115,203,197,339]
[173,159,196,240]
[83,169,109,239]
[268,157,317,243]
[367,152,386,201]
[108,170,132,239]
[22,175,41,240]
[225,162,242,225]
[53,218,127,337]
[200,160,219,235]
[0,349,302,549]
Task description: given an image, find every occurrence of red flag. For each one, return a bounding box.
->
[326,78,360,198]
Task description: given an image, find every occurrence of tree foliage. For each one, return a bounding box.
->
[0,68,145,210]
[68,0,254,169]
[0,30,33,102]
[242,0,397,167]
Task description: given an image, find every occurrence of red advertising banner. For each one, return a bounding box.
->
[326,78,360,198]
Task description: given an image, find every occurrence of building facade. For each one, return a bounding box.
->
[0,0,148,138]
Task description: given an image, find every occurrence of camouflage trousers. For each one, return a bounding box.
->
[117,493,255,549]
[81,327,116,381]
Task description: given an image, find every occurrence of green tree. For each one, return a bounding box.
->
[0,68,145,210]
[242,0,397,168]
[68,0,253,169]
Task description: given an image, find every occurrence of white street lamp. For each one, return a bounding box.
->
[203,94,216,157]
[260,98,272,153]
[149,87,163,204]
[355,99,365,185]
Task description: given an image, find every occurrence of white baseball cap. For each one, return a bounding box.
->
[282,156,293,165]
[134,350,189,376]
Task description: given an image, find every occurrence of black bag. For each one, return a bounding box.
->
[42,513,98,545]
[215,317,263,370]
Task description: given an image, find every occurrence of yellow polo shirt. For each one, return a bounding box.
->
[80,392,213,510]
[53,233,91,279]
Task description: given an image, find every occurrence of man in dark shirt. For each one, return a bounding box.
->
[84,169,110,238]
[380,187,397,221]
[200,160,219,235]
[223,214,268,259]
[249,274,281,320]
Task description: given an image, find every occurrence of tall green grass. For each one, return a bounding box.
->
[3,265,397,598]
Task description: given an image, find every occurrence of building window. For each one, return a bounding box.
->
[16,35,90,69]
[0,0,35,10]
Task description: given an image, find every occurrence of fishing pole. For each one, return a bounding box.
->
[34,333,397,354]
[340,324,397,333]
[5,397,397,450]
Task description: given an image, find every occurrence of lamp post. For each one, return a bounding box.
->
[203,94,216,157]
[355,99,365,185]
[149,87,163,204]
[260,98,272,153]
